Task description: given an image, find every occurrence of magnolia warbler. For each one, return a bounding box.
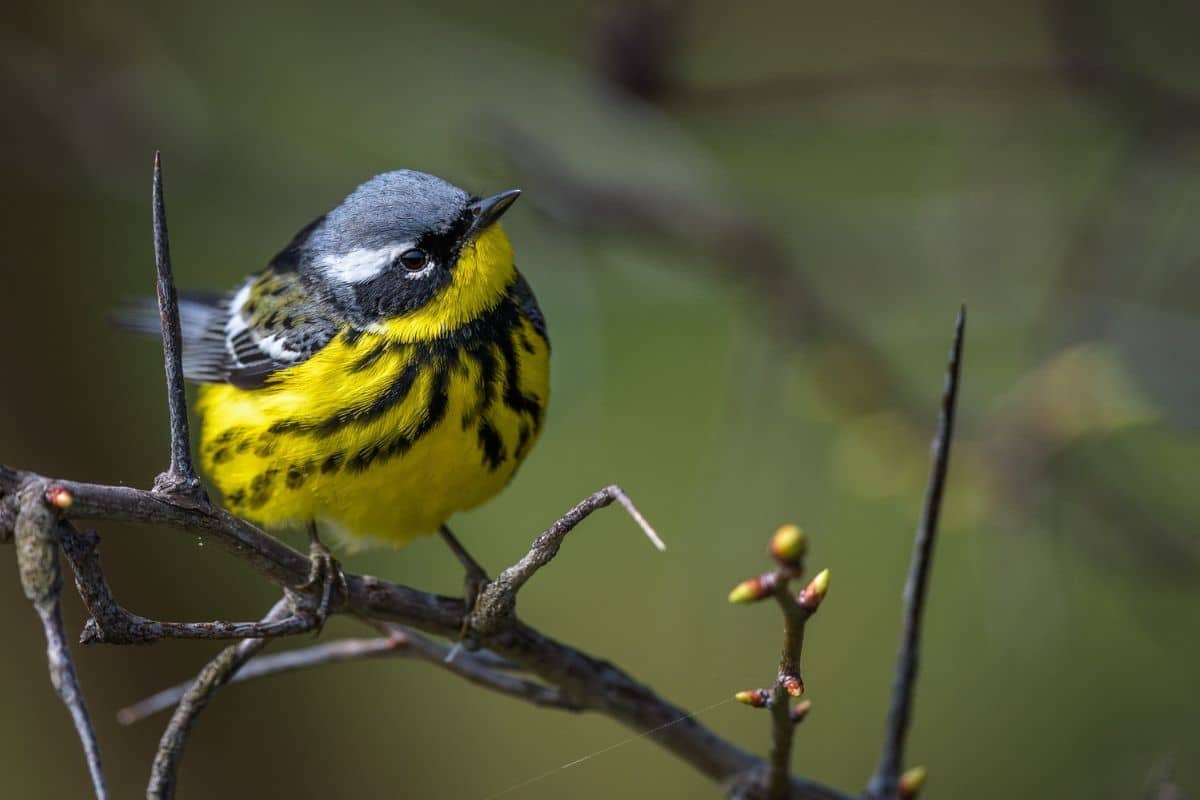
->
[122,170,549,605]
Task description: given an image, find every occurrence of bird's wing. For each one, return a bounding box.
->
[118,269,338,389]
[510,271,548,344]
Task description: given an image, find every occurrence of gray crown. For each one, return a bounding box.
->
[307,170,470,257]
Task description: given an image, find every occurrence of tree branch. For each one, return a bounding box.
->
[2,464,838,795]
[766,586,816,799]
[470,484,663,636]
[147,598,290,799]
[866,307,965,799]
[120,624,577,725]
[728,526,830,799]
[55,515,321,648]
[119,637,401,724]
[150,152,205,502]
[12,484,107,800]
[58,522,317,645]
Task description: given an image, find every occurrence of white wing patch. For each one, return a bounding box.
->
[256,333,304,362]
[222,280,303,369]
[223,282,252,341]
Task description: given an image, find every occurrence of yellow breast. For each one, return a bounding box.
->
[195,289,549,547]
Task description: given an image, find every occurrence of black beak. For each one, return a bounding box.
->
[466,189,521,236]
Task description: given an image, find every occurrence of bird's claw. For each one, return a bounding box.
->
[438,527,489,645]
[300,536,346,633]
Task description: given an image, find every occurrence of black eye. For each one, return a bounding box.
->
[397,248,429,271]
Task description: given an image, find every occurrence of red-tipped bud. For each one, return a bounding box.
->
[798,568,830,611]
[46,485,73,510]
[789,699,813,723]
[899,766,927,799]
[782,675,804,697]
[769,524,807,567]
[728,572,776,604]
[734,689,770,708]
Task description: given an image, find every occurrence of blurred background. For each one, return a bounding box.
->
[2,0,1198,797]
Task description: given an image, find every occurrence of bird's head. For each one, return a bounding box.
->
[284,170,521,338]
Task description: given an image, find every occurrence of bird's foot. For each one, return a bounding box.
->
[299,529,347,633]
[439,526,490,642]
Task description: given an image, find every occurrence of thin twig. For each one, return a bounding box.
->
[123,638,403,724]
[612,488,667,551]
[119,637,400,723]
[150,152,204,501]
[80,608,315,645]
[58,523,317,644]
[399,626,578,709]
[120,626,577,724]
[147,599,290,800]
[46,479,320,590]
[766,589,813,799]
[481,484,662,609]
[82,609,316,647]
[13,486,107,800]
[727,527,826,799]
[866,306,966,799]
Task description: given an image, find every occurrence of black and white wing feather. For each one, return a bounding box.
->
[118,270,337,389]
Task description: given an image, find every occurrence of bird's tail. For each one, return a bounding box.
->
[112,292,224,342]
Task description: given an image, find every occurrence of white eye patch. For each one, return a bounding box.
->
[317,244,437,284]
[317,246,406,284]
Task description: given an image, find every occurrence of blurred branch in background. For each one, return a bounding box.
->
[597,0,1200,123]
[0,157,968,799]
[485,117,921,418]
[1145,757,1193,800]
[480,0,1200,578]
[1040,0,1200,346]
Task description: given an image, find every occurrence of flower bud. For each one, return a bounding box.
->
[798,568,830,611]
[728,573,776,604]
[789,699,812,723]
[782,675,804,697]
[899,765,927,799]
[734,689,770,708]
[46,485,73,510]
[769,524,807,566]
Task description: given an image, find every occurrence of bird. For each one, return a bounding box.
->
[121,170,549,613]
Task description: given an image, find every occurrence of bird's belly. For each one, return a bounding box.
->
[195,322,549,547]
[314,400,531,546]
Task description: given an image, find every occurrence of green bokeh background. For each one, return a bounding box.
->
[2,1,1198,798]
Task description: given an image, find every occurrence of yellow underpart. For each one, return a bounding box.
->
[195,224,549,547]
